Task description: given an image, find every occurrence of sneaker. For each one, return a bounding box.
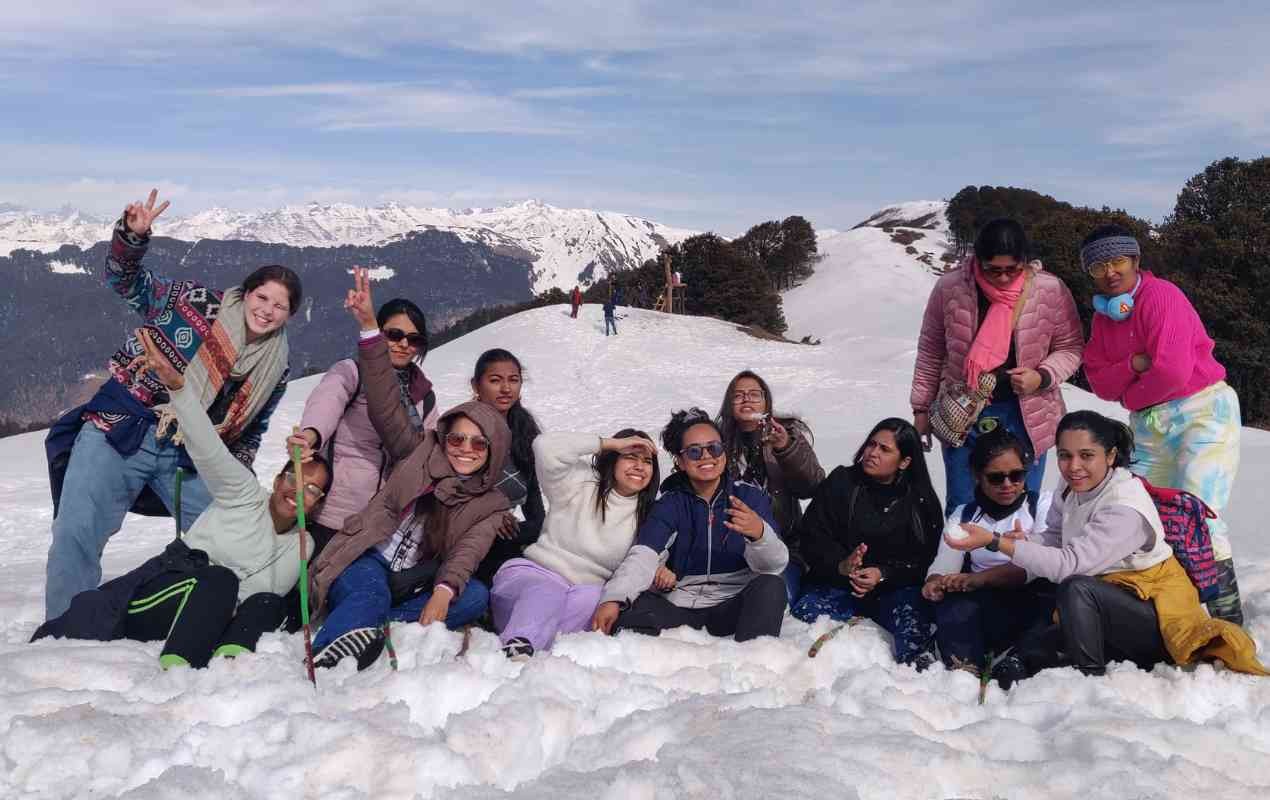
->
[990,652,1028,690]
[501,637,534,662]
[313,626,385,671]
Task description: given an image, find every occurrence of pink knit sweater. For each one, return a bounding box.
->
[1084,272,1225,411]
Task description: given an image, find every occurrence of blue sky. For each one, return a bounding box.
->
[3,1,1268,233]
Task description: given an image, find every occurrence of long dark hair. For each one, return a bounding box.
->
[1056,410,1133,468]
[593,428,660,526]
[376,298,429,359]
[970,427,1034,474]
[241,264,303,313]
[853,417,937,495]
[715,370,812,477]
[472,348,541,472]
[973,218,1029,263]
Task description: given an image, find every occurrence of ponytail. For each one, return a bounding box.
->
[1056,410,1133,467]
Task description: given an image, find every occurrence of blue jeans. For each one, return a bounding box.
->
[312,550,489,652]
[782,563,803,606]
[792,583,936,666]
[45,424,212,620]
[940,397,1046,514]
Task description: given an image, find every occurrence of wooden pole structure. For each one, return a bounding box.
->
[663,253,674,315]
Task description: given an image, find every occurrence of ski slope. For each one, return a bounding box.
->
[1,224,1268,799]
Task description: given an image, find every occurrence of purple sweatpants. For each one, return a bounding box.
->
[491,558,604,651]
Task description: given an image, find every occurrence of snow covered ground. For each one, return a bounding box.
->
[1,217,1268,799]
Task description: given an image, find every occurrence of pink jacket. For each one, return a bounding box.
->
[299,358,439,530]
[1084,271,1225,411]
[910,258,1084,456]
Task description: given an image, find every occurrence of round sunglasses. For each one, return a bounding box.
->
[679,441,725,461]
[445,432,490,452]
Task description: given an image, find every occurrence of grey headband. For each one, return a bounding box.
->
[1080,235,1140,271]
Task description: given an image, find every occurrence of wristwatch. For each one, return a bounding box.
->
[985,532,1002,552]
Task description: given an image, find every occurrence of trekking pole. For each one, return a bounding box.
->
[291,439,317,686]
[381,622,399,670]
[978,650,994,705]
[173,467,184,539]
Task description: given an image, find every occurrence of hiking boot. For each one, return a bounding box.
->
[313,627,385,671]
[501,637,534,662]
[990,652,1029,690]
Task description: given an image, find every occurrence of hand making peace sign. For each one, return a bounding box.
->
[124,189,170,236]
[345,266,378,332]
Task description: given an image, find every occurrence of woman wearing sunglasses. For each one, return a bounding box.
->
[715,371,825,603]
[591,408,789,642]
[792,418,944,668]
[922,428,1055,678]
[1081,225,1242,607]
[490,429,659,659]
[288,268,438,560]
[910,218,1084,513]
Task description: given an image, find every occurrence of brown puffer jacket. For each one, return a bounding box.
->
[309,399,513,614]
[756,422,825,565]
[909,257,1084,456]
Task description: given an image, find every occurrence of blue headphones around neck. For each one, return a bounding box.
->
[1093,292,1135,321]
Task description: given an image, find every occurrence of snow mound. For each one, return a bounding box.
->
[1,208,1268,799]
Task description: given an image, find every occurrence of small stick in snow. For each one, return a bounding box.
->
[807,618,860,658]
[456,625,473,659]
[978,650,994,705]
[291,439,317,687]
[382,622,399,671]
[173,467,184,540]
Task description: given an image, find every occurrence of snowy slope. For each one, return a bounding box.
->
[2,210,1269,798]
[0,200,695,294]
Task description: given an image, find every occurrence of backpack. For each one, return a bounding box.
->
[1136,477,1220,603]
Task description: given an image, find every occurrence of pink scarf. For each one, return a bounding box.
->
[965,258,1026,388]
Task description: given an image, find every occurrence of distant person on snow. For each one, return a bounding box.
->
[570,285,582,319]
[923,428,1056,680]
[910,218,1083,514]
[943,411,1267,682]
[715,370,825,604]
[592,408,789,643]
[33,332,329,668]
[286,269,438,561]
[1079,224,1243,609]
[306,398,513,671]
[613,284,625,307]
[792,418,943,669]
[603,299,618,336]
[490,430,659,659]
[470,348,548,586]
[43,190,296,621]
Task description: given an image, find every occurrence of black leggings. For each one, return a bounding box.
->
[125,566,287,667]
[615,573,787,642]
[1013,575,1169,677]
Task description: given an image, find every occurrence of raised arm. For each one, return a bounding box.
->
[105,190,182,320]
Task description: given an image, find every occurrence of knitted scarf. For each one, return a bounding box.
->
[966,259,1027,387]
[152,287,290,446]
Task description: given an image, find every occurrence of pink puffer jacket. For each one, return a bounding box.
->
[298,358,439,530]
[909,257,1084,456]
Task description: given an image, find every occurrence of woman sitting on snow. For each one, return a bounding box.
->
[792,418,944,669]
[33,332,330,669]
[490,430,660,659]
[715,370,825,603]
[305,339,514,670]
[592,408,789,642]
[286,268,438,560]
[922,428,1056,679]
[944,410,1266,682]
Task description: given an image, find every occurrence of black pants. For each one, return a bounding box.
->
[934,581,1056,670]
[125,567,287,667]
[1012,575,1169,677]
[615,573,787,642]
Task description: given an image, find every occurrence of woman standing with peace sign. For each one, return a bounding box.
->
[44,190,299,621]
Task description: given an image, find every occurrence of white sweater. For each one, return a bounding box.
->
[522,432,642,585]
[928,491,1054,578]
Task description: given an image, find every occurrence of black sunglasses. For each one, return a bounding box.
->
[383,328,426,348]
[680,441,725,461]
[984,469,1027,486]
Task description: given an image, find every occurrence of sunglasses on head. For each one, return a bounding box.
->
[680,441,724,461]
[984,469,1028,486]
[445,432,490,452]
[284,471,325,499]
[383,328,426,348]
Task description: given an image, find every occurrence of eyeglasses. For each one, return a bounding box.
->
[680,441,725,461]
[1086,255,1134,278]
[731,389,765,403]
[284,471,325,499]
[445,432,490,452]
[383,328,426,348]
[983,469,1028,486]
[982,261,1023,278]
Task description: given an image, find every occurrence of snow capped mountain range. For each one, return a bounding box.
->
[0,199,697,294]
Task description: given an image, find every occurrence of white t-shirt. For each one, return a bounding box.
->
[928,491,1054,577]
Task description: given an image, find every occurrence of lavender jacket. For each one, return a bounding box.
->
[910,257,1084,456]
[298,358,438,530]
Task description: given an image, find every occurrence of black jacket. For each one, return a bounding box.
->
[797,464,942,591]
[32,539,208,643]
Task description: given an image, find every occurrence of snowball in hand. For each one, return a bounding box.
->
[944,521,970,541]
